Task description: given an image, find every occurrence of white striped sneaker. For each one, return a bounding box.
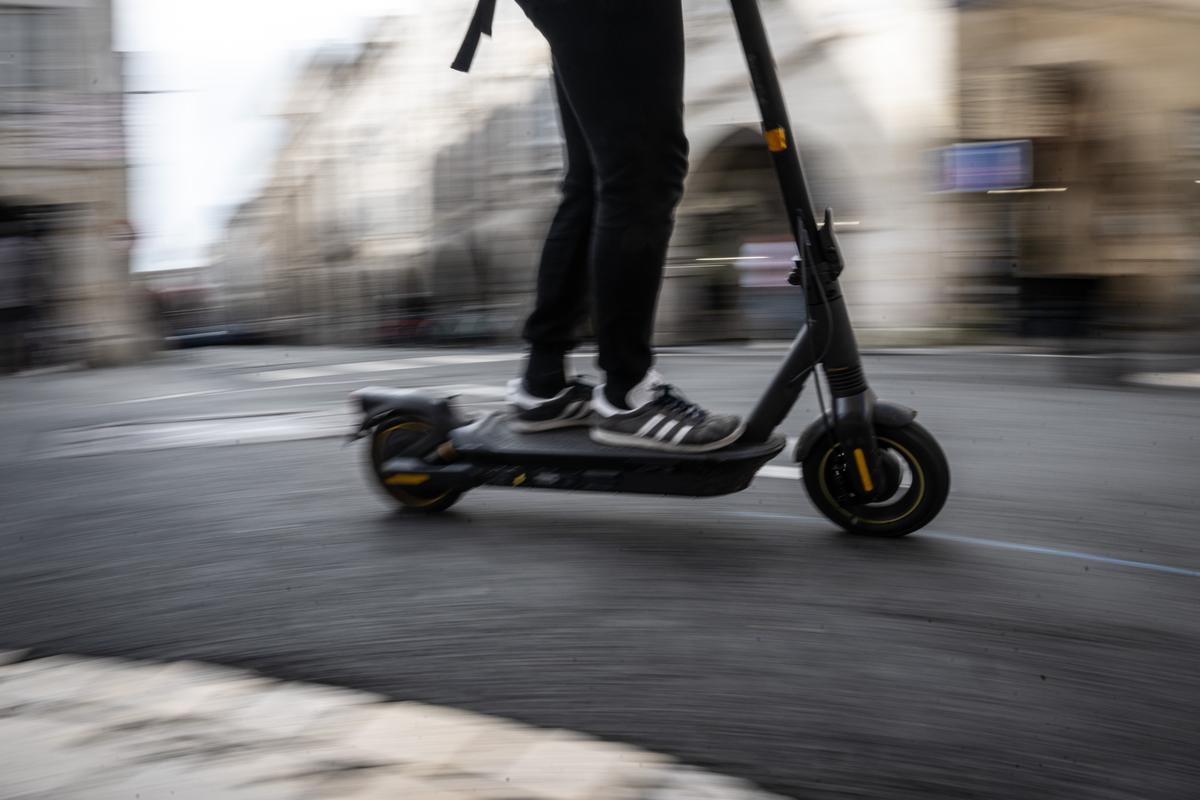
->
[590,372,744,453]
[506,377,595,433]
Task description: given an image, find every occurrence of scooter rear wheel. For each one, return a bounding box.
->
[801,420,949,537]
[369,416,462,513]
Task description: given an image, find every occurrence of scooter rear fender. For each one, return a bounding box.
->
[350,387,467,440]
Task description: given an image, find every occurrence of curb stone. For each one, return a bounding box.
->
[0,653,788,800]
[0,650,28,666]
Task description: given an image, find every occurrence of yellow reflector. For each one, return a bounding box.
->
[513,473,527,487]
[765,127,788,152]
[853,448,875,493]
[386,473,430,486]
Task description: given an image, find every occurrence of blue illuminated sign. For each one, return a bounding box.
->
[936,140,1032,192]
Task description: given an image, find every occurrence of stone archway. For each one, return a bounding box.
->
[665,125,863,340]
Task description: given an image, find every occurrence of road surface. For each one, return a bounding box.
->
[2,345,1198,798]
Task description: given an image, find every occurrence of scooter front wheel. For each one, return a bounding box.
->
[801,420,949,537]
[369,416,462,513]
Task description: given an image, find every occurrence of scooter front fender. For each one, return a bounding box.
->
[793,400,918,462]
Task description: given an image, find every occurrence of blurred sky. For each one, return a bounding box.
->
[116,0,419,272]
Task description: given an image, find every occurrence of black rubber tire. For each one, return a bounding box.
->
[801,420,950,537]
[368,416,463,513]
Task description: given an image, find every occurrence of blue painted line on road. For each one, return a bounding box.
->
[729,511,1200,578]
[920,532,1200,578]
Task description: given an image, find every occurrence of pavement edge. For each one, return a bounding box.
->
[0,651,788,800]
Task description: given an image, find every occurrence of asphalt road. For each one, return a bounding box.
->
[2,345,1198,798]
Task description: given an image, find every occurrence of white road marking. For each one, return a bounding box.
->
[116,390,225,404]
[38,410,357,456]
[409,354,521,365]
[103,377,811,475]
[50,396,808,477]
[1128,371,1200,389]
[326,361,431,373]
[247,353,523,382]
[251,367,335,381]
[757,465,800,480]
[111,378,510,405]
[434,383,509,399]
[55,386,518,455]
[729,511,1200,579]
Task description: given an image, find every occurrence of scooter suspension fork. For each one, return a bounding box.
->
[809,281,890,499]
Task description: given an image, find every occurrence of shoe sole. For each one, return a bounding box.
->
[589,422,747,454]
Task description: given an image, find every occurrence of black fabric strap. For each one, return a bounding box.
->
[451,0,498,73]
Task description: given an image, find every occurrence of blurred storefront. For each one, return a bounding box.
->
[237,13,562,348]
[0,0,148,370]
[947,0,1200,342]
[223,0,957,347]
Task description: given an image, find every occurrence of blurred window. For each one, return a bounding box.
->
[0,6,80,91]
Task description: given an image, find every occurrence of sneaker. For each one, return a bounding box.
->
[506,377,595,433]
[591,371,744,453]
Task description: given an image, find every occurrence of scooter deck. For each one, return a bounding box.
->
[377,411,787,498]
[450,411,785,466]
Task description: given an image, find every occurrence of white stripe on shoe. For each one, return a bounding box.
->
[588,422,745,453]
[671,425,694,445]
[654,419,679,441]
[635,414,665,437]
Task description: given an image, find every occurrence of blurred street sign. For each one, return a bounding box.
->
[934,140,1032,193]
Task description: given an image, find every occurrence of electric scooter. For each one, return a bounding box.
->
[351,0,951,537]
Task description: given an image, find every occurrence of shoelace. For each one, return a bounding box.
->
[651,384,708,423]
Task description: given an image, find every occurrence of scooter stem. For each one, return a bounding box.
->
[731,0,882,498]
[727,0,826,263]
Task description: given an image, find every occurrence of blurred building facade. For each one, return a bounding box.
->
[0,0,146,370]
[238,11,567,347]
[216,0,1200,349]
[949,0,1200,340]
[219,0,957,347]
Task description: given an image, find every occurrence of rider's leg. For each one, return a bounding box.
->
[520,70,595,398]
[517,0,688,408]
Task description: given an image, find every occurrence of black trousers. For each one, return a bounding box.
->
[516,0,688,393]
